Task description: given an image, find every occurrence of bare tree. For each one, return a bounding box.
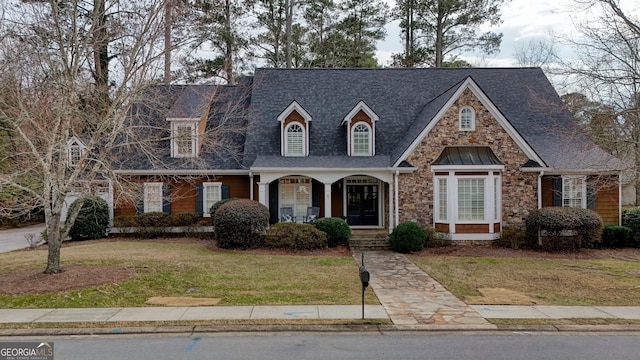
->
[557,0,640,204]
[0,0,170,273]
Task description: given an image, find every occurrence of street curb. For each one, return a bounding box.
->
[3,324,640,336]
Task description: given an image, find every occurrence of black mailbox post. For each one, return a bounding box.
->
[359,253,369,320]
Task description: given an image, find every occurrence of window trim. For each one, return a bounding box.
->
[284,122,306,157]
[459,106,475,131]
[202,182,222,217]
[562,175,587,208]
[433,171,501,225]
[171,121,198,158]
[66,137,86,167]
[143,182,163,213]
[351,122,372,156]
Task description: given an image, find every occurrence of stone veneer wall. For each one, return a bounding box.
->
[398,88,539,228]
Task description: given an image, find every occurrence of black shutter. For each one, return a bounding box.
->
[162,183,171,214]
[135,184,144,214]
[587,178,596,210]
[195,184,203,215]
[552,177,562,206]
[312,180,322,208]
[221,184,230,199]
[269,181,279,224]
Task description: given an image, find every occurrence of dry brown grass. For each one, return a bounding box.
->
[409,248,640,306]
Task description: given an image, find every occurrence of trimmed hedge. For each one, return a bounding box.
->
[209,198,239,226]
[67,196,110,241]
[214,199,269,249]
[313,217,351,247]
[389,222,426,253]
[264,223,328,250]
[525,207,603,251]
[601,225,633,248]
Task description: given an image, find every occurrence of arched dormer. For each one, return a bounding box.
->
[66,136,86,167]
[342,101,378,156]
[278,101,312,156]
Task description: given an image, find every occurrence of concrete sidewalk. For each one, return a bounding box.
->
[0,305,389,323]
[2,305,640,325]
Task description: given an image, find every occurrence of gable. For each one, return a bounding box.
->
[393,77,545,168]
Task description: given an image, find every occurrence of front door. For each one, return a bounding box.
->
[346,184,378,226]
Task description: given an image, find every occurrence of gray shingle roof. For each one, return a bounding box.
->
[119,68,623,173]
[245,68,624,171]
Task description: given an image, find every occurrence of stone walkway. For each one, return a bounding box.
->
[354,251,489,326]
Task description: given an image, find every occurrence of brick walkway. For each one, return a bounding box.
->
[354,251,489,326]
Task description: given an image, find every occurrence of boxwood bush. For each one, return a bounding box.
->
[601,225,632,248]
[209,198,239,226]
[389,221,426,253]
[525,207,603,251]
[214,199,269,249]
[264,223,328,250]
[67,196,110,241]
[313,217,351,247]
[622,207,640,244]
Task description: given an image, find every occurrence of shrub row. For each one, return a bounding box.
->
[264,223,327,250]
[524,207,603,251]
[113,212,206,228]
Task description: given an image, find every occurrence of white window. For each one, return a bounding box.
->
[279,177,311,222]
[68,145,82,167]
[285,123,305,156]
[459,107,475,131]
[203,182,222,217]
[437,178,448,221]
[458,178,485,221]
[144,182,163,213]
[352,122,372,156]
[171,121,197,157]
[562,176,586,208]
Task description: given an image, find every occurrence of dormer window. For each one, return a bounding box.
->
[459,107,475,131]
[285,123,305,156]
[171,120,198,158]
[342,101,378,156]
[352,122,372,156]
[278,101,312,157]
[66,136,86,167]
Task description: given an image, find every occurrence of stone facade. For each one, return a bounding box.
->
[398,88,539,229]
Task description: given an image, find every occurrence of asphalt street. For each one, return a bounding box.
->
[0,223,46,253]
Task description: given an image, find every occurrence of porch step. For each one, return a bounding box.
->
[349,230,390,250]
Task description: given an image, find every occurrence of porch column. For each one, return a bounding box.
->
[257,182,268,207]
[324,183,332,218]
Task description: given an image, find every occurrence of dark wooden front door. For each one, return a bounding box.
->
[346,184,378,226]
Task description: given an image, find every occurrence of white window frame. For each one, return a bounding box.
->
[457,177,486,222]
[562,176,587,208]
[202,182,222,217]
[143,182,163,213]
[351,122,372,156]
[459,106,475,131]
[284,122,305,157]
[67,137,86,167]
[433,171,501,225]
[171,121,198,158]
[279,177,312,222]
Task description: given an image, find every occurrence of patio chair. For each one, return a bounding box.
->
[304,206,320,224]
[280,207,295,222]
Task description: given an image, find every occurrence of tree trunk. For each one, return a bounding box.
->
[93,0,110,109]
[434,1,444,68]
[224,0,234,84]
[164,0,172,83]
[635,135,640,206]
[285,0,292,68]
[44,214,63,274]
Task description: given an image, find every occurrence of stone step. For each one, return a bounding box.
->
[349,230,390,250]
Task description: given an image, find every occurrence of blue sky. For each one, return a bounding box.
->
[375,0,639,67]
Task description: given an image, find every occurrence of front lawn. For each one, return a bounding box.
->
[0,239,378,308]
[409,248,640,306]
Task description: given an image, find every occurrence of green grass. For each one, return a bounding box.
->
[0,240,379,308]
[409,254,640,306]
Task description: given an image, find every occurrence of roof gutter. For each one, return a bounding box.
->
[520,167,621,175]
[114,169,250,176]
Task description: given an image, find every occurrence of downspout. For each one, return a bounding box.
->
[537,170,544,209]
[249,172,254,200]
[619,174,622,226]
[394,170,399,229]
